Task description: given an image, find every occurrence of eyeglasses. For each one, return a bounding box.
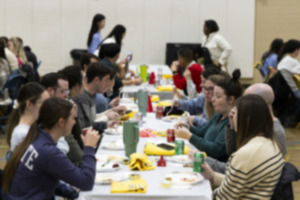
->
[203,86,214,92]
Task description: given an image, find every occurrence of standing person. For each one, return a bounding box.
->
[87,14,106,54]
[174,69,243,161]
[202,20,232,72]
[261,38,284,77]
[201,95,284,199]
[2,98,100,199]
[172,47,203,96]
[94,24,126,55]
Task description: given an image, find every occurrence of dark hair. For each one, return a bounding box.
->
[202,67,220,79]
[41,72,68,90]
[215,69,243,100]
[3,97,73,194]
[236,94,274,149]
[177,47,194,62]
[99,43,121,59]
[87,14,106,47]
[205,20,219,33]
[86,62,115,83]
[58,65,83,89]
[261,38,284,65]
[0,36,9,47]
[6,82,46,146]
[80,53,99,71]
[278,39,300,62]
[0,42,7,61]
[103,24,126,45]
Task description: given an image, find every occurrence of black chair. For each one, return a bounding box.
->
[0,70,25,133]
[271,162,300,200]
[267,71,297,125]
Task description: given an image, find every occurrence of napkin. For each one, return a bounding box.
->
[151,95,160,102]
[143,142,190,156]
[148,72,155,84]
[162,74,173,79]
[156,85,174,92]
[129,153,155,171]
[111,178,148,193]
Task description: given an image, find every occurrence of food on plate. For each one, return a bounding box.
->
[163,115,180,121]
[152,130,167,137]
[112,163,119,168]
[139,129,157,137]
[165,177,172,181]
[183,163,193,168]
[118,115,129,121]
[181,177,195,183]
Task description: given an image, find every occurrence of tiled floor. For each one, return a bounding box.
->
[0,128,299,198]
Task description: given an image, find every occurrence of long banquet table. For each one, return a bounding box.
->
[79,99,212,200]
[121,64,174,100]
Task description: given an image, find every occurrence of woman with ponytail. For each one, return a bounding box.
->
[87,14,106,54]
[174,69,243,161]
[3,98,100,199]
[277,39,300,100]
[6,82,49,152]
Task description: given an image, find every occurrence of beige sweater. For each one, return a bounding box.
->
[213,136,284,200]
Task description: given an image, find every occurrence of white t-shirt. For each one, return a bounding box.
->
[10,124,30,151]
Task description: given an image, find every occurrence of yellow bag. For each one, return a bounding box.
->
[129,153,155,171]
[143,142,190,156]
[111,178,148,193]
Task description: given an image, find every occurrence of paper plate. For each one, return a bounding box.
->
[164,172,203,186]
[95,172,131,184]
[104,128,122,135]
[96,155,128,163]
[169,155,193,164]
[102,139,125,150]
[162,115,180,122]
[96,162,120,172]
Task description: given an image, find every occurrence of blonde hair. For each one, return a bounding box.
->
[10,37,28,65]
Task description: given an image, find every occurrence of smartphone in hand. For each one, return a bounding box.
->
[127,51,133,62]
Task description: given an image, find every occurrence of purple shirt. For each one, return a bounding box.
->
[5,128,96,200]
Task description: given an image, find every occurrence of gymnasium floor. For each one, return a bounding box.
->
[0,128,299,198]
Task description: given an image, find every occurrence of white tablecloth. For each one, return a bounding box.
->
[79,112,212,200]
[122,65,174,100]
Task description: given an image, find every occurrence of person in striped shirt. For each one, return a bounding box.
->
[202,94,284,199]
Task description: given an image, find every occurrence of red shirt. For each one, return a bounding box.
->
[173,63,203,93]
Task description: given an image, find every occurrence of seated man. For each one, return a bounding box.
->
[74,62,118,132]
[99,43,142,100]
[200,83,287,173]
[41,72,71,154]
[172,47,203,97]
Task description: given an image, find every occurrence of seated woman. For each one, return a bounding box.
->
[6,82,49,152]
[174,71,227,128]
[174,69,242,161]
[8,37,28,67]
[2,98,100,199]
[277,39,300,107]
[261,38,283,77]
[202,94,284,199]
